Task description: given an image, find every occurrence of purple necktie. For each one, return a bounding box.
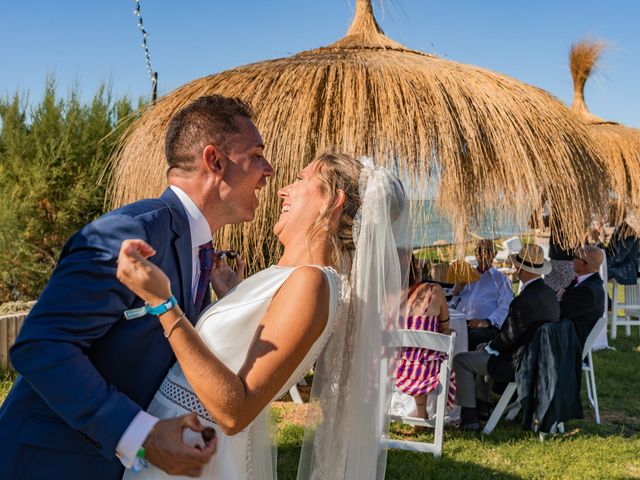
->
[194,241,215,314]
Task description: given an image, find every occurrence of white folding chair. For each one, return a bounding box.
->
[610,279,640,338]
[386,329,456,458]
[582,315,607,424]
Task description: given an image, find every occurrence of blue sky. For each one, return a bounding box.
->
[1,1,639,127]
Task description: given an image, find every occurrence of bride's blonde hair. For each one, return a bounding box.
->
[307,153,362,270]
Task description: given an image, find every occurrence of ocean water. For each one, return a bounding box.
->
[408,199,524,247]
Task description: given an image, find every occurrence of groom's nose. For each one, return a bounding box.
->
[261,157,274,178]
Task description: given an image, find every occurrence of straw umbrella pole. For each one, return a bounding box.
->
[110,0,608,271]
[569,39,640,222]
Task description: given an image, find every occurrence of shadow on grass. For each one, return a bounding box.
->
[278,443,523,480]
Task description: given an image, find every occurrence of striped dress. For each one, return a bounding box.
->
[395,312,456,407]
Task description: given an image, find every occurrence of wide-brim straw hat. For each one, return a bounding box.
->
[509,244,552,275]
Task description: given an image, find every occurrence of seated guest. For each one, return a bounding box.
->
[606,220,639,285]
[558,245,605,347]
[452,244,560,430]
[451,239,513,351]
[395,258,454,419]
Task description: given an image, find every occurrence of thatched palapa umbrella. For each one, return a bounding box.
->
[569,39,640,220]
[111,0,607,270]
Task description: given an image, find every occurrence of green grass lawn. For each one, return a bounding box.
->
[1,334,638,479]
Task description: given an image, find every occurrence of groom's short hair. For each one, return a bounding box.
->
[165,95,254,172]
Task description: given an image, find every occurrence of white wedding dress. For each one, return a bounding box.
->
[124,265,346,480]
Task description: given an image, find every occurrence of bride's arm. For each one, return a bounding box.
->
[117,239,329,435]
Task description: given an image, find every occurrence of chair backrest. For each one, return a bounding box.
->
[386,329,456,358]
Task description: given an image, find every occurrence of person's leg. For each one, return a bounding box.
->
[452,351,490,407]
[415,394,427,419]
[467,326,499,351]
[452,351,491,429]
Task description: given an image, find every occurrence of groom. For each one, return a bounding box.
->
[0,95,273,479]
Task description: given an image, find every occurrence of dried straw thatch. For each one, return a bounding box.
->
[110,0,608,271]
[569,39,640,219]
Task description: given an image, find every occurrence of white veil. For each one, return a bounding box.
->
[296,158,410,480]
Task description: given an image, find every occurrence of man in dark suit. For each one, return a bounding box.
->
[453,244,560,430]
[558,245,605,347]
[0,95,273,479]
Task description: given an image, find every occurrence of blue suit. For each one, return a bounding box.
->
[0,189,205,479]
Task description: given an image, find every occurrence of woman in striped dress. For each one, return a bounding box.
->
[395,265,454,419]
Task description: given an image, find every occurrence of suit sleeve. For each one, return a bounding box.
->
[488,297,527,353]
[10,214,148,460]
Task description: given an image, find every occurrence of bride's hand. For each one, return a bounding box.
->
[210,252,246,299]
[117,239,172,306]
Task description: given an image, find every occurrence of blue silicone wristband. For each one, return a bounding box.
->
[147,295,177,316]
[124,295,177,320]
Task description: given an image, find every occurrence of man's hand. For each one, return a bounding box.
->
[467,319,490,329]
[210,253,246,299]
[143,413,216,477]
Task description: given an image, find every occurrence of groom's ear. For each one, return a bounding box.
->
[202,144,226,177]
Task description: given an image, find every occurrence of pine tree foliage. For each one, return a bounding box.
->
[0,78,139,301]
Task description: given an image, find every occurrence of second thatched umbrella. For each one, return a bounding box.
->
[569,39,640,221]
[111,0,607,270]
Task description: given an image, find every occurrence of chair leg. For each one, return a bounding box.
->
[482,382,517,435]
[428,360,450,458]
[611,282,619,339]
[625,314,632,336]
[588,352,601,424]
[289,386,303,404]
[584,368,594,409]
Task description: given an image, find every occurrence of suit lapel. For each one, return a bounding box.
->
[160,188,197,324]
[172,233,193,322]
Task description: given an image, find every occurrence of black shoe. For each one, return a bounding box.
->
[476,398,493,421]
[459,407,481,431]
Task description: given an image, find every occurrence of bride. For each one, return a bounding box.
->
[116,153,409,479]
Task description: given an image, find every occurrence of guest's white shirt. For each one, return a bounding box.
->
[115,185,212,469]
[456,267,513,328]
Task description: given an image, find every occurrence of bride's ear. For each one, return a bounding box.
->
[333,189,346,212]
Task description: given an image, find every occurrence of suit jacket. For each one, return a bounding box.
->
[487,279,560,382]
[0,188,202,480]
[559,273,605,348]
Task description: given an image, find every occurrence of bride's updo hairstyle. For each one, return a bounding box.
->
[307,153,363,269]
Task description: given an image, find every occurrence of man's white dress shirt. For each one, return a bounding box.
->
[455,267,513,328]
[116,185,211,468]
